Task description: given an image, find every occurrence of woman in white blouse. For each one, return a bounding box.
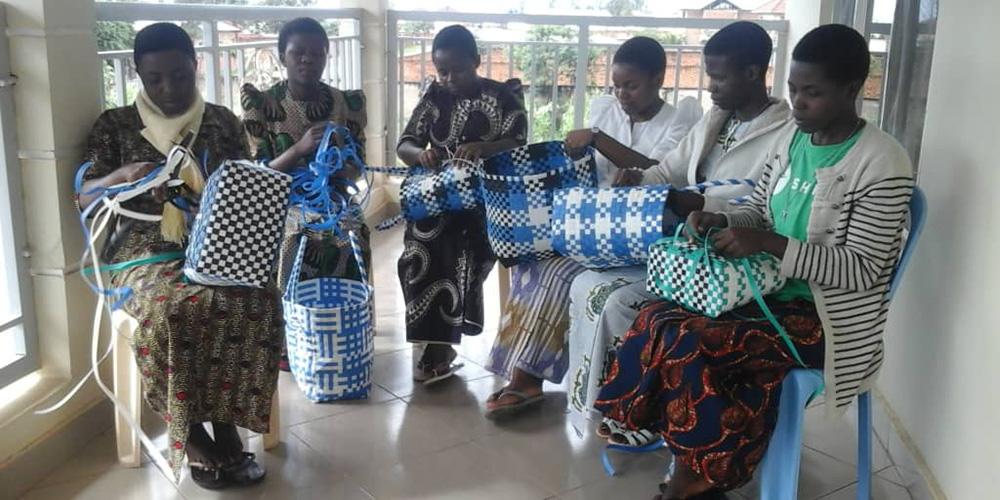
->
[483,37,700,418]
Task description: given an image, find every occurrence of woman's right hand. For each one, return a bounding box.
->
[612,168,643,187]
[418,149,441,168]
[117,162,159,183]
[564,128,595,155]
[294,122,333,158]
[685,211,728,240]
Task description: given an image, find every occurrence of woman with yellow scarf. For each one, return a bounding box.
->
[77,23,280,489]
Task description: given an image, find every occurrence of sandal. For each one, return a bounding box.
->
[222,452,266,486]
[597,417,623,439]
[189,462,230,490]
[610,428,663,449]
[413,347,464,386]
[484,388,545,420]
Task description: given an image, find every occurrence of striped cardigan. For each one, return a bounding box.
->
[724,122,914,414]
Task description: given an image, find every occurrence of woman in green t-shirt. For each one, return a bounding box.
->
[594,25,914,499]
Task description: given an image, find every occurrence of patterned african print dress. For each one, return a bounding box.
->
[241,81,371,292]
[82,104,283,479]
[397,78,527,344]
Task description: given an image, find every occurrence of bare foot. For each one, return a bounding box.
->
[186,423,224,469]
[211,422,244,466]
[656,458,716,499]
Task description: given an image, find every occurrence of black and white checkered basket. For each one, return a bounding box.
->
[551,185,674,269]
[184,160,292,288]
[480,141,598,266]
[645,224,787,317]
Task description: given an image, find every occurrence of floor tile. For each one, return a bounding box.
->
[402,374,509,439]
[287,399,476,475]
[175,434,370,500]
[371,347,493,399]
[19,466,184,500]
[277,371,398,427]
[817,475,913,500]
[34,430,123,488]
[736,447,858,500]
[353,441,553,500]
[472,416,670,495]
[802,405,893,471]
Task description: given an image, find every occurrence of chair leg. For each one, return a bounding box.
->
[263,389,280,450]
[857,391,873,500]
[758,371,822,500]
[112,312,142,468]
[497,264,511,316]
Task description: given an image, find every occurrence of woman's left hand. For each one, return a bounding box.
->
[711,228,788,259]
[454,142,490,163]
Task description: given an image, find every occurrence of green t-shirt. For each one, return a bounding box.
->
[769,127,863,302]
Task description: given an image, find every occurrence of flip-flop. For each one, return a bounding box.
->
[189,462,230,490]
[222,452,266,486]
[414,347,464,385]
[484,389,545,420]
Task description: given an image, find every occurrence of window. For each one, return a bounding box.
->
[0,24,38,389]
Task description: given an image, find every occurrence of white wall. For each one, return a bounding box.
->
[879,0,1000,499]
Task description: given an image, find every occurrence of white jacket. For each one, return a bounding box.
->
[641,98,792,212]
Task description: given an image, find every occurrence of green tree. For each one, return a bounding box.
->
[605,0,646,16]
[95,21,136,52]
[399,21,434,37]
[634,29,686,46]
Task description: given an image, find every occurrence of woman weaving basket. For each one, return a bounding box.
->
[594,25,915,499]
[395,25,527,384]
[482,37,702,418]
[77,24,278,488]
[241,17,371,372]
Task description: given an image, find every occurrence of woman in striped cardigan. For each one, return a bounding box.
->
[594,25,914,499]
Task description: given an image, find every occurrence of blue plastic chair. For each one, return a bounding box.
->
[757,186,926,500]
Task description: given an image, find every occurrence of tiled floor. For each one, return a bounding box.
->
[19,226,920,499]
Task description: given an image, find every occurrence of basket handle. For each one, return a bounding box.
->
[284,233,308,303]
[347,230,370,297]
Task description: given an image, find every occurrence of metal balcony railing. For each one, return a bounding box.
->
[94,2,363,113]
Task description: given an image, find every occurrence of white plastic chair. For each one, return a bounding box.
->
[111,310,280,467]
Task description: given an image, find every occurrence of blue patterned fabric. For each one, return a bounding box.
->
[480,141,598,266]
[284,232,373,402]
[551,185,677,269]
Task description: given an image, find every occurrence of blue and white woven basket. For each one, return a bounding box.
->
[551,185,673,269]
[184,160,292,288]
[370,164,481,224]
[480,141,598,266]
[284,231,373,402]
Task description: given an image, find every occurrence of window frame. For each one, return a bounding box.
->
[0,11,39,389]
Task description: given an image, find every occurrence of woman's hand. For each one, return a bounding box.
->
[711,227,788,259]
[294,122,333,158]
[454,142,490,163]
[564,128,595,155]
[117,162,159,184]
[685,211,728,240]
[667,191,705,219]
[612,168,643,187]
[418,149,442,168]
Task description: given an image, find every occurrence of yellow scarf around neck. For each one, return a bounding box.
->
[135,89,206,243]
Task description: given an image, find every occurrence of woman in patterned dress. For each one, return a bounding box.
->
[596,26,914,498]
[396,25,527,384]
[241,17,371,371]
[77,24,279,488]
[483,37,700,418]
